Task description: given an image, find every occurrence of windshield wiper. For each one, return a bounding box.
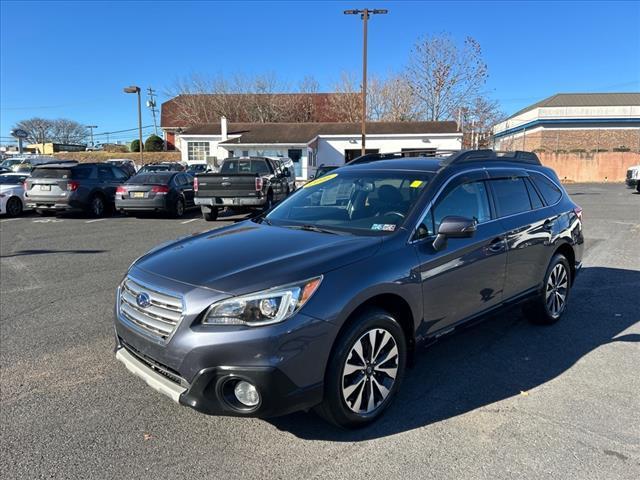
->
[285,224,339,235]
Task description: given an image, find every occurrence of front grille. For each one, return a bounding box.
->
[119,276,184,340]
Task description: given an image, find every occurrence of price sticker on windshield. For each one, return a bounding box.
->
[304,173,338,188]
[410,180,424,188]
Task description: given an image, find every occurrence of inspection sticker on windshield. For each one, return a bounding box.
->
[304,173,338,188]
[371,224,396,231]
[410,180,424,188]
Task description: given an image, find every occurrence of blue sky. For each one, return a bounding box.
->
[1,0,639,143]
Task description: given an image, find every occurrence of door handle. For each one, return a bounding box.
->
[488,237,506,253]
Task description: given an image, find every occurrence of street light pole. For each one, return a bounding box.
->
[344,8,388,156]
[86,125,97,147]
[124,85,144,165]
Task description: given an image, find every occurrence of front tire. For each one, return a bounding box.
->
[6,197,23,217]
[523,253,571,325]
[316,308,407,428]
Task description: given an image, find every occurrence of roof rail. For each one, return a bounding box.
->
[346,149,459,165]
[440,149,541,166]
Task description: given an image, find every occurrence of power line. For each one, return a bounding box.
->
[146,87,159,136]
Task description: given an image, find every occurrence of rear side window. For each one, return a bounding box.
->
[31,168,73,179]
[530,172,562,205]
[72,166,94,180]
[490,177,532,217]
[524,178,544,209]
[112,167,128,180]
[98,165,114,179]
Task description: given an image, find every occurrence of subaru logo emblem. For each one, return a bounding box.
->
[136,292,151,308]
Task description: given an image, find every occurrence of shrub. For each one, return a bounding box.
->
[130,139,142,152]
[144,135,164,152]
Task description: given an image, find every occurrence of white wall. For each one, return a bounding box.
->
[315,134,463,167]
[177,134,242,164]
[218,145,308,178]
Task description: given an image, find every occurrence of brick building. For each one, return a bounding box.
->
[492,93,640,153]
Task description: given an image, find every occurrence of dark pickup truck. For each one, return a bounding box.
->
[194,156,292,221]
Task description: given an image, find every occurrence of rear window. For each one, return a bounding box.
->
[490,177,532,217]
[530,172,562,205]
[221,159,270,174]
[127,173,171,185]
[31,168,73,179]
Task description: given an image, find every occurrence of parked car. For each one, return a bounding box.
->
[0,172,31,217]
[24,162,130,216]
[194,156,293,221]
[186,163,209,175]
[267,156,296,193]
[114,149,583,427]
[1,158,23,171]
[115,171,196,217]
[626,164,640,192]
[138,162,185,174]
[106,159,137,177]
[310,164,339,180]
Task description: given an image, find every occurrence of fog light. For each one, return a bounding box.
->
[234,381,260,407]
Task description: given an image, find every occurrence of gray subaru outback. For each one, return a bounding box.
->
[114,150,584,428]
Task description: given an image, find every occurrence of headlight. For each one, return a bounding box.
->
[203,276,322,326]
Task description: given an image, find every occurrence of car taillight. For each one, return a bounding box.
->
[194,177,199,192]
[573,206,583,220]
[23,181,28,190]
[116,186,128,194]
[67,181,80,192]
[151,185,169,194]
[255,177,263,191]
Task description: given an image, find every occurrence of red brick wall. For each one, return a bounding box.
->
[538,151,640,182]
[497,128,640,153]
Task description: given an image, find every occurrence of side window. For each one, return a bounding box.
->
[432,181,491,232]
[490,177,533,217]
[112,167,128,180]
[524,177,544,209]
[530,172,562,205]
[98,165,114,180]
[71,166,94,180]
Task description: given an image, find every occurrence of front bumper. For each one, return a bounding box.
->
[195,196,265,207]
[625,178,638,187]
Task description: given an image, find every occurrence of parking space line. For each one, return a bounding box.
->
[0,217,22,223]
[181,218,199,224]
[85,218,106,223]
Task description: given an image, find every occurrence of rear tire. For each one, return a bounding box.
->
[6,197,23,217]
[203,207,218,221]
[263,190,274,212]
[523,253,571,325]
[173,197,185,218]
[315,307,407,428]
[88,194,106,218]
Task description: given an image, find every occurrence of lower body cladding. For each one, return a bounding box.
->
[114,275,336,417]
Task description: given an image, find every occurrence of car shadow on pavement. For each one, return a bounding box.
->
[1,249,108,258]
[268,266,639,440]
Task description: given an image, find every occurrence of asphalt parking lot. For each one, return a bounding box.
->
[1,183,639,479]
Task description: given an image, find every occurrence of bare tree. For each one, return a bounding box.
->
[50,119,88,144]
[14,117,54,145]
[368,74,421,121]
[327,72,362,122]
[460,97,506,148]
[406,34,488,121]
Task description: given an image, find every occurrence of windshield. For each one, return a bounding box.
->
[1,159,22,167]
[266,171,433,234]
[0,174,28,185]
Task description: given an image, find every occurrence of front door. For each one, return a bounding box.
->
[413,174,507,334]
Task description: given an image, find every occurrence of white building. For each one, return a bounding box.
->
[178,118,462,179]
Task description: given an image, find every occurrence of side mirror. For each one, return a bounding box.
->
[432,216,477,251]
[283,167,291,177]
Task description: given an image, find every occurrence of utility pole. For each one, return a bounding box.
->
[344,8,388,156]
[146,87,159,136]
[86,125,98,147]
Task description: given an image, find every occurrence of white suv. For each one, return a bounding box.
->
[626,165,640,192]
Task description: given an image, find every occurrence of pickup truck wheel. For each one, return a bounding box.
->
[315,307,406,428]
[203,207,218,221]
[264,191,274,212]
[522,253,571,325]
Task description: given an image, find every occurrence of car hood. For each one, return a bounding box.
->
[133,221,382,294]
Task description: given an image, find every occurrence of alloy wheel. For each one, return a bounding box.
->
[92,196,104,217]
[7,197,22,216]
[545,263,568,317]
[341,328,398,414]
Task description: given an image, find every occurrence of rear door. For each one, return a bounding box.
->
[414,172,507,333]
[487,170,557,299]
[265,159,285,200]
[96,165,118,200]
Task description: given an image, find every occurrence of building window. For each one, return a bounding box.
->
[188,141,210,161]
